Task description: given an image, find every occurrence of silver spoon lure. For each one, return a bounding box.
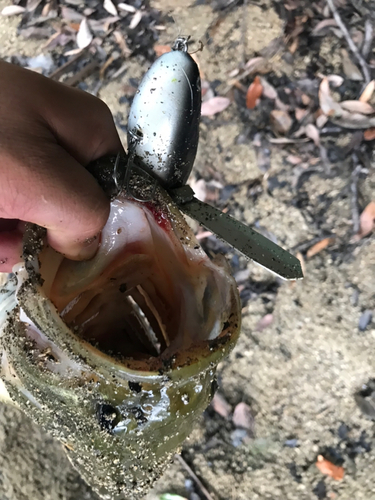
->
[99,37,303,281]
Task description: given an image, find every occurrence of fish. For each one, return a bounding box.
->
[0,178,241,499]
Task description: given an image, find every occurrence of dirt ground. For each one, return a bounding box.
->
[0,0,375,499]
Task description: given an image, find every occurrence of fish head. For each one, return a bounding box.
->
[0,183,241,499]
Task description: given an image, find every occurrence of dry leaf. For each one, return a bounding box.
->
[129,10,142,29]
[286,155,302,165]
[113,30,131,57]
[232,403,254,431]
[295,107,308,121]
[201,96,230,116]
[359,80,375,103]
[296,251,306,277]
[364,128,375,140]
[256,314,273,331]
[268,136,309,144]
[211,393,231,419]
[195,230,212,240]
[341,49,363,81]
[316,113,328,128]
[61,7,84,22]
[305,123,320,146]
[245,56,265,70]
[270,110,293,134]
[246,76,263,109]
[316,455,344,480]
[306,237,335,258]
[260,77,278,100]
[325,74,344,87]
[319,78,342,116]
[312,18,337,35]
[26,0,43,12]
[76,18,92,49]
[340,100,375,115]
[154,44,171,57]
[301,93,311,105]
[103,0,117,16]
[318,78,375,128]
[189,178,207,202]
[354,201,375,239]
[117,2,136,13]
[1,5,25,16]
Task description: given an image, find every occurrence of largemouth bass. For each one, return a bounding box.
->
[0,180,241,499]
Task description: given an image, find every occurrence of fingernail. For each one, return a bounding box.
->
[77,234,100,260]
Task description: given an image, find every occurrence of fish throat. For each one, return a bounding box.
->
[34,191,235,368]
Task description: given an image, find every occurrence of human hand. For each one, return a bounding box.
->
[0,60,122,272]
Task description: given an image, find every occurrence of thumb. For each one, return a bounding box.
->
[0,142,110,261]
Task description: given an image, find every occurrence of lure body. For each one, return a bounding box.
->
[127,46,201,189]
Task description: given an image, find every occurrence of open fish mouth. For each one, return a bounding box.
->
[0,183,240,499]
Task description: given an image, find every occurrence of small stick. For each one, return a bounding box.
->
[351,153,362,234]
[326,0,371,83]
[174,454,215,500]
[362,19,374,60]
[49,47,88,80]
[63,60,99,86]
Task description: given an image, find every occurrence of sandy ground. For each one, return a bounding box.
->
[0,0,375,499]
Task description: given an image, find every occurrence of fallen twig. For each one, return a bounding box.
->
[64,59,99,86]
[49,47,88,80]
[174,454,214,500]
[350,155,362,234]
[326,0,371,83]
[362,19,374,60]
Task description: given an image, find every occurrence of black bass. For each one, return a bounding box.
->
[0,180,241,499]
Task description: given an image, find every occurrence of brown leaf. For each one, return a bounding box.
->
[295,107,308,121]
[201,96,231,116]
[319,78,342,116]
[259,77,277,100]
[232,402,254,431]
[153,44,171,57]
[211,393,231,418]
[306,237,335,258]
[270,110,293,135]
[246,76,263,109]
[255,314,273,331]
[301,93,311,105]
[341,49,363,81]
[316,113,328,128]
[316,455,344,480]
[296,251,306,277]
[364,128,375,140]
[359,80,375,103]
[61,6,83,22]
[340,100,375,115]
[113,30,131,57]
[286,155,302,165]
[312,18,337,35]
[325,74,344,87]
[305,123,320,146]
[354,201,375,240]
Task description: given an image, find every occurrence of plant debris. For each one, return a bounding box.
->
[315,455,344,481]
[306,237,335,258]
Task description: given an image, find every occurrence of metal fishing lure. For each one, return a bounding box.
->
[89,38,303,281]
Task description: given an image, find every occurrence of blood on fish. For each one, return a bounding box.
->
[144,202,171,232]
